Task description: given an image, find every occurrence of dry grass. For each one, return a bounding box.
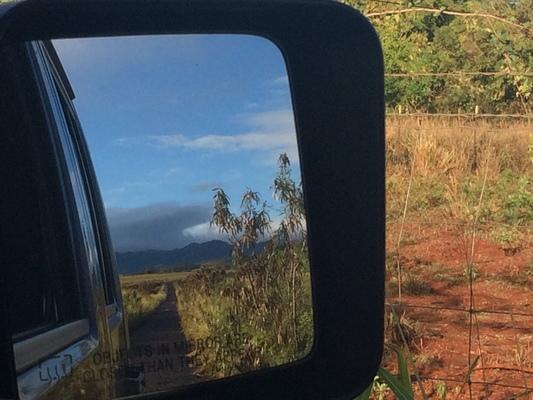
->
[387,117,530,176]
[386,117,532,225]
[120,271,191,286]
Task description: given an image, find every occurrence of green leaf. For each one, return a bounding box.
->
[378,368,414,400]
[396,349,413,396]
[388,344,413,394]
[353,382,373,400]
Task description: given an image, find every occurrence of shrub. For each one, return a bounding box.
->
[174,154,313,378]
[403,275,434,296]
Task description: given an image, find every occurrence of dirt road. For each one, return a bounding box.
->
[128,285,203,392]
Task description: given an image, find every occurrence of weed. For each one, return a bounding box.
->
[403,275,434,296]
[434,273,463,287]
[372,377,390,400]
[414,353,443,370]
[502,175,533,225]
[463,264,479,281]
[354,346,415,400]
[435,381,448,400]
[526,261,533,277]
[491,226,523,255]
[173,155,313,378]
[386,309,421,350]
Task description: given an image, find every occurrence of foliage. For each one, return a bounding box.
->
[435,381,448,399]
[403,274,433,295]
[490,225,522,248]
[463,263,479,281]
[174,154,312,378]
[342,0,532,113]
[354,345,414,400]
[527,261,533,277]
[501,175,533,224]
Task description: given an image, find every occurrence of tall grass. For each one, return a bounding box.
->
[387,117,531,226]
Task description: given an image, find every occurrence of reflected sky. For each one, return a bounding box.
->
[54,35,298,251]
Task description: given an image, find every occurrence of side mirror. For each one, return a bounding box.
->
[0,1,384,399]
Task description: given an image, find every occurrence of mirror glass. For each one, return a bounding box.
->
[52,34,313,395]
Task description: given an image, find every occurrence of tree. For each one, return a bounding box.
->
[342,0,532,113]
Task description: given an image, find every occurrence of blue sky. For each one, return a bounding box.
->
[54,35,300,251]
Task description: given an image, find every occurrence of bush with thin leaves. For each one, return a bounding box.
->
[174,154,313,378]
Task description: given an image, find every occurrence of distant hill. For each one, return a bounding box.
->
[116,240,232,274]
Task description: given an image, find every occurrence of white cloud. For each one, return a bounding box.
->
[240,109,294,131]
[146,109,298,163]
[165,167,182,177]
[150,130,295,153]
[182,221,223,241]
[114,108,300,166]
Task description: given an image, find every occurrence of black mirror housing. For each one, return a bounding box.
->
[0,1,384,399]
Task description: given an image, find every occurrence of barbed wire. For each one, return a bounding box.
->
[366,7,531,33]
[418,375,532,391]
[386,113,533,119]
[386,303,533,319]
[385,72,533,77]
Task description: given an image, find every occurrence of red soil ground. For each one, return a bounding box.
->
[383,222,532,399]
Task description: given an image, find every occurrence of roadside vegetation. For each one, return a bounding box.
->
[343,0,532,115]
[120,281,168,329]
[174,154,313,378]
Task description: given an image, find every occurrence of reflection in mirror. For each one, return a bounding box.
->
[52,34,313,395]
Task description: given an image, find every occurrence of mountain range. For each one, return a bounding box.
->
[115,240,233,274]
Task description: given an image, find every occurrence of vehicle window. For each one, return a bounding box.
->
[4,106,83,338]
[2,44,86,341]
[35,40,108,313]
[55,78,117,307]
[0,42,112,384]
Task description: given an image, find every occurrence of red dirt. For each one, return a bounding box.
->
[383,223,532,399]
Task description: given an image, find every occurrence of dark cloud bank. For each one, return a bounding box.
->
[106,203,211,252]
